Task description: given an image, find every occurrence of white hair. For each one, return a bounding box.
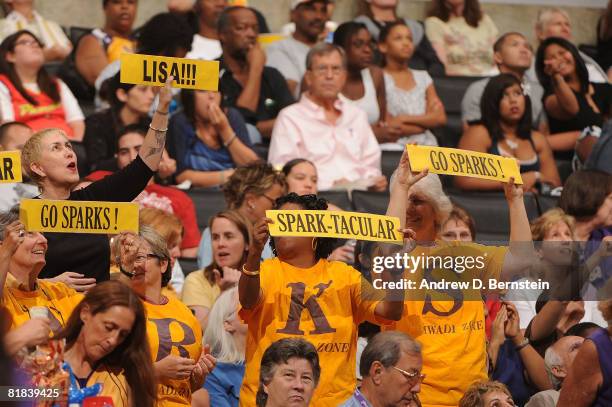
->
[203,287,245,364]
[535,7,570,35]
[391,171,452,231]
[544,345,563,390]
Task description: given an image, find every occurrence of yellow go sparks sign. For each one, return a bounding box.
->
[120,54,219,90]
[0,151,22,183]
[406,145,523,184]
[266,210,403,244]
[20,200,139,234]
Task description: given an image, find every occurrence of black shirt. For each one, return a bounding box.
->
[83,108,151,172]
[217,57,294,126]
[38,155,154,282]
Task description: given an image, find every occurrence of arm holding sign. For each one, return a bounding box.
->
[139,77,173,172]
[238,218,271,310]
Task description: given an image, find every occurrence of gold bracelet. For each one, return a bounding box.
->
[149,124,168,132]
[241,264,260,276]
[155,110,169,115]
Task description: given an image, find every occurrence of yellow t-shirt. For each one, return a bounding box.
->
[2,275,83,335]
[424,14,498,76]
[144,296,203,407]
[87,365,131,407]
[239,258,386,407]
[383,241,507,407]
[181,271,220,310]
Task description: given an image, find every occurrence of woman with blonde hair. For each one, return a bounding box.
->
[184,210,252,330]
[20,77,173,286]
[459,380,515,407]
[197,287,246,407]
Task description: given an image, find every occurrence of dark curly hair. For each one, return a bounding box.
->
[535,37,589,95]
[269,193,337,260]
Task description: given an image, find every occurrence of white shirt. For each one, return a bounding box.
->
[268,94,382,191]
[0,11,70,49]
[0,79,84,123]
[186,34,222,61]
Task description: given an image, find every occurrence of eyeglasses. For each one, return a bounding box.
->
[310,65,344,77]
[392,366,426,384]
[15,39,41,48]
[134,253,161,264]
[261,194,277,205]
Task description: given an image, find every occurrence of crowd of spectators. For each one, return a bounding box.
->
[0,1,610,407]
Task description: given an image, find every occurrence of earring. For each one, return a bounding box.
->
[312,238,318,251]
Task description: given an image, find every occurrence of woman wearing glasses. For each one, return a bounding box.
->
[196,161,286,268]
[0,207,83,350]
[117,226,216,407]
[237,152,420,407]
[0,30,84,141]
[56,280,156,407]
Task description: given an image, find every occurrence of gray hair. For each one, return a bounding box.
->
[544,345,563,390]
[0,205,20,240]
[305,42,347,71]
[535,7,570,35]
[391,171,453,231]
[256,338,320,407]
[138,225,171,286]
[360,331,422,378]
[203,287,245,364]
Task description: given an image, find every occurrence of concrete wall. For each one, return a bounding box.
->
[34,0,604,46]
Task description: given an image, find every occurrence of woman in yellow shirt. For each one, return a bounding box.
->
[118,226,216,407]
[238,152,421,407]
[183,210,252,330]
[57,280,156,407]
[0,207,83,346]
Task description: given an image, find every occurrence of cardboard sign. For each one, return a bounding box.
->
[406,145,523,184]
[20,199,139,234]
[0,151,22,183]
[120,54,219,90]
[267,210,403,244]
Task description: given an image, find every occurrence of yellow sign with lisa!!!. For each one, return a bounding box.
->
[20,199,139,234]
[120,54,219,90]
[0,151,22,183]
[266,210,403,244]
[406,145,523,184]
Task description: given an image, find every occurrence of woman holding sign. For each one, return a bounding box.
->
[21,77,175,284]
[382,155,534,407]
[117,226,216,407]
[237,152,422,407]
[457,73,560,192]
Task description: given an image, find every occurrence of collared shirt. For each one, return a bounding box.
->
[218,56,294,125]
[268,94,382,191]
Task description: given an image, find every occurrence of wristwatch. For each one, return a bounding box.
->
[515,337,530,351]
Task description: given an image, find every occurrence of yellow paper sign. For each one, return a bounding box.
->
[0,151,22,183]
[266,210,403,244]
[258,33,286,47]
[406,145,523,184]
[20,199,139,234]
[120,54,219,90]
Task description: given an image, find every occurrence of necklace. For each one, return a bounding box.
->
[505,138,519,152]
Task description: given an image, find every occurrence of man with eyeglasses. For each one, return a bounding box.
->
[268,42,386,192]
[341,331,423,407]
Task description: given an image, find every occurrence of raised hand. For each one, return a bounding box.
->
[157,76,174,112]
[502,176,524,203]
[117,232,141,276]
[251,217,273,257]
[213,266,241,291]
[1,221,25,256]
[393,148,429,191]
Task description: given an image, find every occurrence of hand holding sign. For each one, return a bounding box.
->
[503,176,523,203]
[158,75,174,112]
[393,148,429,191]
[251,217,273,258]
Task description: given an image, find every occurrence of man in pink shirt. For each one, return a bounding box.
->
[268,43,387,191]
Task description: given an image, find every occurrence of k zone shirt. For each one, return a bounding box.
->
[239,258,388,407]
[144,296,202,407]
[268,95,382,191]
[2,274,83,335]
[383,241,507,407]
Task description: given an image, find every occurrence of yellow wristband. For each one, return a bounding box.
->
[241,264,260,276]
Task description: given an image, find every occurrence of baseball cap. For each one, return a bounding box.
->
[290,0,329,11]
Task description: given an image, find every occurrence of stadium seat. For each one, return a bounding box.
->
[432,76,485,148]
[381,150,402,180]
[186,189,227,231]
[555,159,573,184]
[351,190,389,215]
[69,26,92,46]
[44,61,62,77]
[318,190,352,211]
[178,257,199,277]
[252,143,269,161]
[533,194,559,215]
[449,190,549,242]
